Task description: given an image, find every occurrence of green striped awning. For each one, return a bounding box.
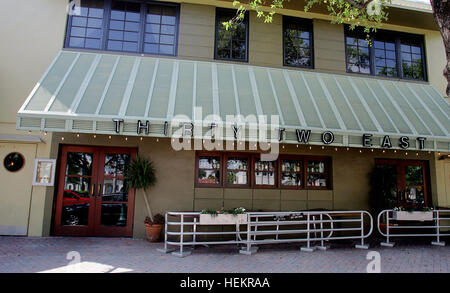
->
[17,50,450,151]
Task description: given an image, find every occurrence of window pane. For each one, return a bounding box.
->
[86,28,101,38]
[85,38,101,49]
[159,45,174,55]
[144,43,158,54]
[108,40,123,51]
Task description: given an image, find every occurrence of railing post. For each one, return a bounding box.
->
[193,217,197,249]
[157,212,176,253]
[316,213,328,251]
[240,213,258,255]
[301,213,314,252]
[381,210,395,247]
[355,212,369,249]
[432,210,446,246]
[171,213,191,257]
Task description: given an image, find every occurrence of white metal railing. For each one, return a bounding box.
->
[158,210,373,257]
[377,209,450,247]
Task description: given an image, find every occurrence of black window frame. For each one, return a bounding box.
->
[282,16,314,69]
[344,25,428,81]
[214,8,250,63]
[64,0,180,57]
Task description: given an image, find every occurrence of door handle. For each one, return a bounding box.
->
[91,183,96,198]
[98,183,102,198]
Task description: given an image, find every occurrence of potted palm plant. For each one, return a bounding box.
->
[125,155,161,242]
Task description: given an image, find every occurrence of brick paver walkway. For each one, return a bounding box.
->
[0,236,448,273]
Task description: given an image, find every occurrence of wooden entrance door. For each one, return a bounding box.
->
[54,145,136,237]
[375,159,429,207]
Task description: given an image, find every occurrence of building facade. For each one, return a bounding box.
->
[0,0,449,238]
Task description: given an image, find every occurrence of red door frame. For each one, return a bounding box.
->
[54,145,137,237]
[374,158,429,207]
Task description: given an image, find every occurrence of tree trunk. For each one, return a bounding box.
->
[142,189,153,222]
[430,0,450,97]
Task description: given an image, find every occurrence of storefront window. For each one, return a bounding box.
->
[197,155,221,185]
[306,159,329,188]
[280,159,302,188]
[226,156,249,186]
[195,152,331,189]
[254,159,276,187]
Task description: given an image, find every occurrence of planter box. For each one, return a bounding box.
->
[393,211,433,221]
[199,214,247,225]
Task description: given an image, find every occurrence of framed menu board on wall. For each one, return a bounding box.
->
[32,159,56,186]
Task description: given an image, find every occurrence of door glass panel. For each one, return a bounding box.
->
[405,165,425,205]
[101,203,128,226]
[61,177,91,226]
[66,152,93,176]
[100,153,131,227]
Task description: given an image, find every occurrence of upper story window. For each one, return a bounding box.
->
[345,25,427,81]
[283,16,313,68]
[65,0,179,56]
[67,0,105,50]
[214,8,249,62]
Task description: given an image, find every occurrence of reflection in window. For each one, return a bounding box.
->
[198,156,221,185]
[66,152,93,176]
[101,203,127,226]
[144,5,177,55]
[64,177,91,199]
[345,26,426,81]
[67,0,105,49]
[226,157,248,185]
[374,37,397,77]
[401,38,424,80]
[283,17,312,68]
[215,9,248,61]
[346,36,370,74]
[104,154,130,176]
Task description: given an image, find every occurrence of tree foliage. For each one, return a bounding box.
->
[225,0,390,36]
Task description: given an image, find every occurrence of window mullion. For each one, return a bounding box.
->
[138,3,146,53]
[369,35,376,75]
[395,37,403,79]
[101,0,112,51]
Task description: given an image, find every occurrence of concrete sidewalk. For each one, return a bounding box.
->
[0,236,448,273]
